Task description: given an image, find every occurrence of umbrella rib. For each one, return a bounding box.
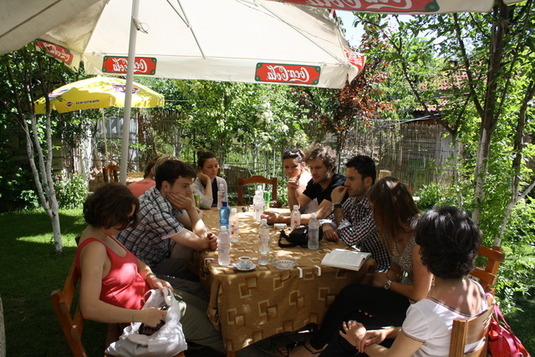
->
[167,0,206,59]
[255,2,345,64]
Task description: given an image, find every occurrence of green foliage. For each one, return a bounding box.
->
[19,189,40,209]
[53,174,88,209]
[414,183,448,211]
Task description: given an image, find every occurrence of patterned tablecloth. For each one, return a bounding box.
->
[198,208,376,352]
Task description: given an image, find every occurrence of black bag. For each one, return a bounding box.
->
[278,226,323,248]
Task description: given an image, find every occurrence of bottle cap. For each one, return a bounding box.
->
[311,213,317,219]
[293,205,299,210]
[261,218,267,225]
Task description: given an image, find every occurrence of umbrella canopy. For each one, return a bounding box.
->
[34,76,164,114]
[30,0,365,89]
[267,0,522,13]
[0,0,100,56]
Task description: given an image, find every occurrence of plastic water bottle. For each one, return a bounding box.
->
[308,213,320,250]
[218,226,231,265]
[229,207,239,242]
[217,182,225,209]
[258,218,270,265]
[253,186,265,221]
[291,205,301,230]
[219,201,230,228]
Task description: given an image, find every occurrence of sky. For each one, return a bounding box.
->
[337,11,364,48]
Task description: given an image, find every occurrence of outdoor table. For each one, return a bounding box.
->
[198,208,376,355]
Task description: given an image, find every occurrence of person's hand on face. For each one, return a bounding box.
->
[331,186,348,205]
[167,192,194,210]
[197,172,211,185]
[287,176,300,191]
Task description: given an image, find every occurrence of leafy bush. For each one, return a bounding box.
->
[414,183,447,211]
[54,174,88,209]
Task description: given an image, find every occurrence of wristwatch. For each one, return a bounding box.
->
[333,203,343,209]
[384,280,392,290]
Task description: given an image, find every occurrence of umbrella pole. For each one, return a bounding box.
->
[119,0,140,184]
[101,109,108,162]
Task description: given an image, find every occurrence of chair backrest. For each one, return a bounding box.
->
[470,245,504,293]
[449,294,495,357]
[237,175,277,206]
[50,259,87,357]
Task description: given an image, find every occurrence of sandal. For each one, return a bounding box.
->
[287,342,323,356]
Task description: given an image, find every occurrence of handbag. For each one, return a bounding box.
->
[278,226,323,248]
[488,301,530,357]
[105,287,187,357]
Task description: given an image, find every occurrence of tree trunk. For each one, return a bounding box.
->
[0,295,5,357]
[471,2,508,225]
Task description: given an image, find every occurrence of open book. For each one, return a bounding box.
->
[321,249,371,271]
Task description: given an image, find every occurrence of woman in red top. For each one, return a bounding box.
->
[77,183,171,327]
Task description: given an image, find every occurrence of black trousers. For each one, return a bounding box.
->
[308,284,410,355]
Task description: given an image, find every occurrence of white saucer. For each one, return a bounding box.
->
[232,262,256,271]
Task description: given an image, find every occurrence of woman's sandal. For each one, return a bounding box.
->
[287,341,323,356]
[303,342,322,355]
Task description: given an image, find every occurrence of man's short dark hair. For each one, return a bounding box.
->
[415,206,481,279]
[305,145,336,169]
[155,159,197,190]
[345,155,376,184]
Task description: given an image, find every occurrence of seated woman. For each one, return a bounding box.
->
[127,160,156,197]
[340,206,487,357]
[78,183,224,353]
[192,150,228,209]
[290,177,433,356]
[283,148,312,211]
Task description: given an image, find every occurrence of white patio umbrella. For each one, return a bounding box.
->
[0,0,100,56]
[19,0,367,182]
[266,0,521,13]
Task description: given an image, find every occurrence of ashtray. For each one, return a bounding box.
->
[232,260,256,271]
[274,259,296,270]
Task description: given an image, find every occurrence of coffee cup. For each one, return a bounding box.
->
[237,256,254,269]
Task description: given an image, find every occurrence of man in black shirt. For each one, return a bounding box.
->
[264,145,345,224]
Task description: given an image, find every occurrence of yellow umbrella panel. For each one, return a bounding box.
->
[34,76,164,114]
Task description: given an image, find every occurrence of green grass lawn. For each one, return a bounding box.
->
[0,209,532,356]
[0,209,107,356]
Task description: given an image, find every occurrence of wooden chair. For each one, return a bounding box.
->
[449,294,495,356]
[51,258,185,357]
[237,175,277,206]
[50,259,88,357]
[470,245,505,293]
